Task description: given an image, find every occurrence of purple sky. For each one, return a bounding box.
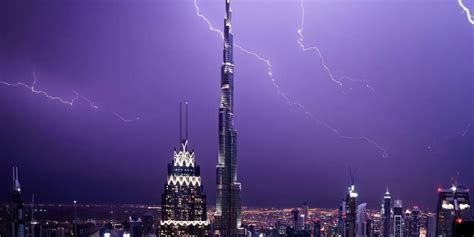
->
[0,0,473,209]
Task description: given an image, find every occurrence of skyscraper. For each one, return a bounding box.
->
[345,185,358,237]
[435,184,472,237]
[292,209,301,230]
[214,0,244,236]
[392,200,403,237]
[5,167,26,237]
[382,188,391,237]
[403,209,412,237]
[160,103,210,236]
[410,206,420,237]
[356,203,368,237]
[426,213,436,237]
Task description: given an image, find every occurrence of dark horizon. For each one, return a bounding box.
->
[1,0,473,210]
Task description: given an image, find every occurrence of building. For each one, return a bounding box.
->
[128,216,142,237]
[435,184,472,237]
[392,200,403,237]
[403,210,412,237]
[214,0,244,236]
[291,209,304,231]
[451,218,474,236]
[345,185,358,237]
[5,167,26,237]
[426,213,436,237]
[382,188,391,237]
[142,212,155,236]
[410,206,420,237]
[336,202,345,236]
[313,221,322,237]
[356,203,368,237]
[159,104,210,236]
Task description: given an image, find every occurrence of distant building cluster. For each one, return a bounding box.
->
[0,166,473,237]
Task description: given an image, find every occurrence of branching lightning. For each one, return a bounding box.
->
[458,0,474,25]
[297,0,375,92]
[0,71,80,106]
[0,70,139,123]
[192,0,388,158]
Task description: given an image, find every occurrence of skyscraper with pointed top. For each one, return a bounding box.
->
[382,188,392,237]
[159,103,210,236]
[214,0,244,236]
[6,167,26,237]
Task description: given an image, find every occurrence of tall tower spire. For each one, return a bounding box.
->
[215,0,243,236]
[179,102,190,143]
[13,166,21,193]
[8,167,26,237]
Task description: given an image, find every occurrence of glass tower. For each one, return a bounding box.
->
[214,0,244,236]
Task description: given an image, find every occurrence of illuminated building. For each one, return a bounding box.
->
[345,185,358,237]
[435,184,472,237]
[159,104,210,236]
[393,200,403,237]
[356,203,368,237]
[292,209,303,230]
[382,188,391,237]
[410,206,420,237]
[403,209,412,237]
[214,0,244,236]
[5,167,26,237]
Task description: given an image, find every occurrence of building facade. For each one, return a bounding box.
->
[392,200,403,237]
[345,185,358,237]
[5,167,26,237]
[435,185,472,237]
[160,112,209,236]
[410,206,420,237]
[382,188,391,237]
[356,203,368,237]
[214,0,244,236]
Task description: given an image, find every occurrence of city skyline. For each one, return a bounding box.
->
[1,0,473,210]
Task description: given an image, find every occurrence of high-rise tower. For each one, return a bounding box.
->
[345,185,358,237]
[435,184,472,237]
[393,200,403,237]
[214,0,243,236]
[382,188,392,237]
[160,103,210,236]
[6,167,26,237]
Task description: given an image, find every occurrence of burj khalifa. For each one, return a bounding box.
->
[214,0,244,236]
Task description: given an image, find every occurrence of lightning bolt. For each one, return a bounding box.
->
[427,117,473,154]
[0,70,139,123]
[458,0,474,25]
[297,0,375,92]
[193,0,388,158]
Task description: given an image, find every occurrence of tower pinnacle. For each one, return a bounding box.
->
[214,0,243,236]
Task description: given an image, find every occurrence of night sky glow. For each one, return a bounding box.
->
[0,0,473,208]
